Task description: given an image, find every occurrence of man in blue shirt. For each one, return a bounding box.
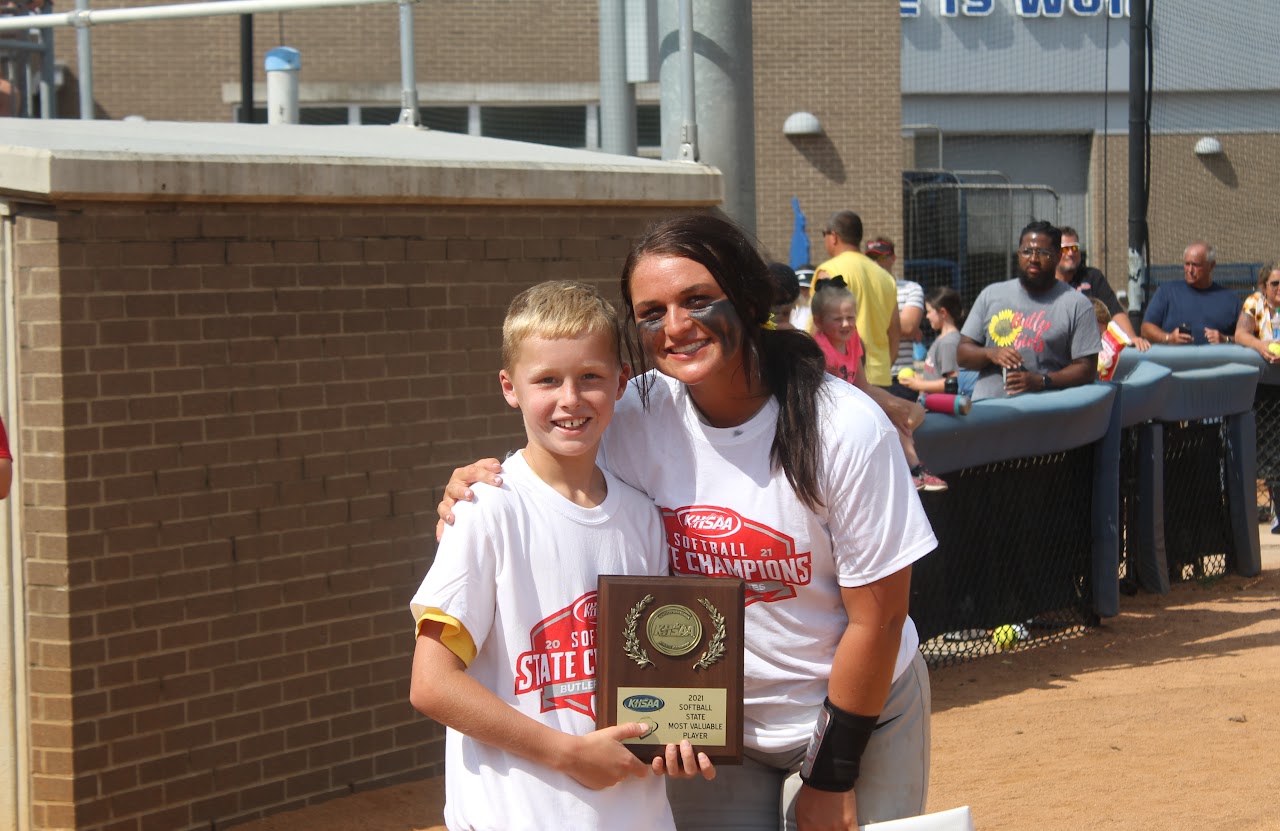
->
[1140,242,1241,345]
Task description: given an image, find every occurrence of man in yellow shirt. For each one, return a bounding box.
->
[814,211,901,387]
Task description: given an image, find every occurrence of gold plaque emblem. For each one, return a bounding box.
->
[598,575,746,764]
[646,604,703,657]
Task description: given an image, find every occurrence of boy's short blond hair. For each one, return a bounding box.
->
[501,281,623,372]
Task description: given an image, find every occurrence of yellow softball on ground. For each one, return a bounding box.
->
[1267,343,1280,356]
[898,367,915,380]
[992,624,1022,649]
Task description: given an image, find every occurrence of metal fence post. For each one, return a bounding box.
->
[396,0,419,127]
[74,0,92,118]
[37,1,54,118]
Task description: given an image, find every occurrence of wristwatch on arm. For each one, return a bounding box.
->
[1041,373,1053,391]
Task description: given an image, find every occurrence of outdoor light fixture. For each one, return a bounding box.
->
[1193,136,1223,156]
[783,112,823,137]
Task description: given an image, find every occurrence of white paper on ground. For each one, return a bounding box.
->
[860,805,974,831]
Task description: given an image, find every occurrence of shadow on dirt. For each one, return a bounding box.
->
[929,569,1280,713]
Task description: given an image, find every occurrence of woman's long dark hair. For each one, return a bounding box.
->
[620,214,829,510]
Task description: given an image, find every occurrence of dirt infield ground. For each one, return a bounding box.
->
[239,532,1280,831]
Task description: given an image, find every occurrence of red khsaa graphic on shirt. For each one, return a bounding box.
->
[661,505,812,605]
[513,592,598,718]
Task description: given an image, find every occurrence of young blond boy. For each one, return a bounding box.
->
[409,281,701,830]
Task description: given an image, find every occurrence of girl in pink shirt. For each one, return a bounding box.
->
[812,281,947,491]
[811,281,864,385]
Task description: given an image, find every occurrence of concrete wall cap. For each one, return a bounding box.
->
[0,118,723,206]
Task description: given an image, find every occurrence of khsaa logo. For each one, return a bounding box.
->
[622,695,664,712]
[676,506,742,538]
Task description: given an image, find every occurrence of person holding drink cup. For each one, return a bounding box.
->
[957,220,1101,400]
[1139,241,1241,346]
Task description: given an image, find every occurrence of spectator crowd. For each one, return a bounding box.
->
[772,208,1280,511]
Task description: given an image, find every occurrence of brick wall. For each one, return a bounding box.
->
[751,2,904,268]
[1148,133,1280,271]
[1091,132,1280,302]
[53,0,603,122]
[13,201,675,830]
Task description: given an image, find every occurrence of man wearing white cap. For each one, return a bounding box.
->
[790,266,815,331]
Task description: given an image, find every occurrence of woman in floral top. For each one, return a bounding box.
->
[1234,262,1280,364]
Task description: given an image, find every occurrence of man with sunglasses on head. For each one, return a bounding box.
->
[1140,241,1241,346]
[1056,227,1150,351]
[957,220,1101,401]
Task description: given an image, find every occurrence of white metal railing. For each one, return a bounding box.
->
[0,0,420,124]
[0,0,405,33]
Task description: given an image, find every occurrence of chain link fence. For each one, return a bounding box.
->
[1253,384,1280,529]
[1161,420,1232,583]
[911,445,1097,669]
[903,176,1062,311]
[1118,425,1140,596]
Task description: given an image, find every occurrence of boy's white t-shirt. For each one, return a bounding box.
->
[600,373,937,753]
[410,450,674,831]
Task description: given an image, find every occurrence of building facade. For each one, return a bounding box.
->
[901,0,1280,303]
[44,0,905,265]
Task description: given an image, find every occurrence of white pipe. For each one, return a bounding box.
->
[0,0,409,33]
[265,47,300,125]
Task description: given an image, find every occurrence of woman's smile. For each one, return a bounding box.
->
[629,256,743,386]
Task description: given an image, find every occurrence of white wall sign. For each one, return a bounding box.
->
[901,0,1129,17]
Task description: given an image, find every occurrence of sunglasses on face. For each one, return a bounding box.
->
[1061,244,1080,253]
[1268,280,1280,288]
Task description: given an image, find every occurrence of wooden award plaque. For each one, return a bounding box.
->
[596,575,745,765]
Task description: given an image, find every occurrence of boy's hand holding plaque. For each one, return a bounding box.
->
[596,575,745,764]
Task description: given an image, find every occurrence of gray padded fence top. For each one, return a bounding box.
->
[1108,360,1173,427]
[914,384,1115,476]
[914,350,1262,474]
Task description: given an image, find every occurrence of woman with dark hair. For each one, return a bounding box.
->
[441,214,936,830]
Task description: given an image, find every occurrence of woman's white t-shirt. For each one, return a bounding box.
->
[600,374,936,753]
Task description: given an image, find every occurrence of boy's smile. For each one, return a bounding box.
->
[500,331,628,477]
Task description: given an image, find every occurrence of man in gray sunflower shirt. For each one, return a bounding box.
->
[957,220,1101,401]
